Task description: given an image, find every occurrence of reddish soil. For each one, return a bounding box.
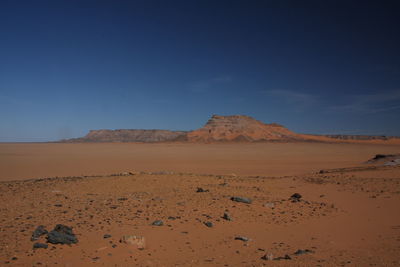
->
[0,143,399,266]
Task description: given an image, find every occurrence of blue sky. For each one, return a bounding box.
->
[1,1,400,141]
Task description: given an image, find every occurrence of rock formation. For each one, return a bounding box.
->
[187,115,302,142]
[60,114,399,143]
[63,129,187,143]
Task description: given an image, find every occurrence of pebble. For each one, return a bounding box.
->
[33,243,48,249]
[196,187,209,193]
[151,220,163,226]
[31,225,48,241]
[290,193,302,202]
[46,224,78,245]
[294,249,314,255]
[204,221,213,228]
[120,235,145,249]
[222,212,232,221]
[234,236,249,242]
[231,196,252,204]
[264,202,275,208]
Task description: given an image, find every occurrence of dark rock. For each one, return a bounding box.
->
[103,234,112,239]
[274,254,291,260]
[11,257,17,261]
[46,224,78,245]
[33,243,48,249]
[151,220,163,226]
[231,196,252,204]
[222,212,232,221]
[234,236,249,242]
[31,225,48,241]
[196,187,209,193]
[290,193,302,202]
[261,254,273,261]
[294,249,314,255]
[204,221,213,228]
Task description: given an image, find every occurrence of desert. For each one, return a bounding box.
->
[2,2,400,266]
[1,139,400,266]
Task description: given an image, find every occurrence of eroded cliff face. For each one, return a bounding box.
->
[65,129,187,143]
[61,114,400,143]
[187,115,302,142]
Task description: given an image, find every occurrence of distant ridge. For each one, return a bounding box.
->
[61,114,400,144]
[62,129,187,143]
[187,114,303,142]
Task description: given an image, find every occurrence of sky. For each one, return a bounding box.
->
[1,0,400,141]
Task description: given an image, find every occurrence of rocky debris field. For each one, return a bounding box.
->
[1,166,400,266]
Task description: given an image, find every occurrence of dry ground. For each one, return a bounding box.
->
[1,142,400,181]
[0,143,400,266]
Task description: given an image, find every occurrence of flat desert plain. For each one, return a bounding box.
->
[1,142,400,266]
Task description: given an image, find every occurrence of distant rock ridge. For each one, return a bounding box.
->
[60,114,400,143]
[63,129,187,143]
[187,114,303,142]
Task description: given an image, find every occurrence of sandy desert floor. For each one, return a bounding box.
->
[0,143,400,266]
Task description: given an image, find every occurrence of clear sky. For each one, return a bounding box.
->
[1,1,400,141]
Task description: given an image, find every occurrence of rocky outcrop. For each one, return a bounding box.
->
[323,135,399,141]
[61,114,399,143]
[187,115,303,142]
[64,129,187,143]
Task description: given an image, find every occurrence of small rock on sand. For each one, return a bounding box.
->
[294,249,314,255]
[31,225,48,241]
[264,202,275,208]
[234,236,249,242]
[204,221,213,228]
[290,193,302,202]
[46,224,78,245]
[231,196,252,204]
[151,220,163,226]
[222,212,232,221]
[120,235,146,249]
[33,243,48,249]
[196,187,209,192]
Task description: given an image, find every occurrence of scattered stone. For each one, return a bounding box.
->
[204,221,213,228]
[168,216,176,220]
[11,257,17,261]
[294,249,314,255]
[384,159,400,166]
[290,193,302,202]
[151,220,163,226]
[231,196,252,204]
[234,236,249,242]
[33,243,48,249]
[274,254,292,260]
[196,187,209,193]
[103,234,112,239]
[54,204,62,207]
[264,202,275,208]
[261,253,274,260]
[31,225,48,241]
[222,212,232,221]
[46,224,78,245]
[120,235,145,249]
